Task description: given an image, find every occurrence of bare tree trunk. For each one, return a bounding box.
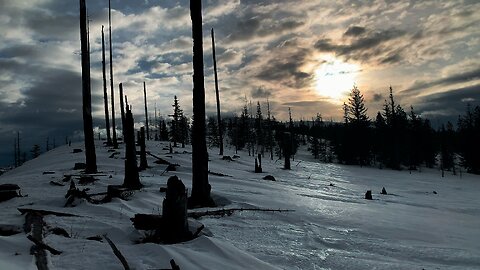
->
[123,104,141,190]
[139,127,148,170]
[101,25,112,146]
[284,132,291,170]
[79,0,97,174]
[211,28,223,156]
[119,83,126,137]
[108,0,118,149]
[143,82,150,140]
[14,137,17,167]
[189,0,214,208]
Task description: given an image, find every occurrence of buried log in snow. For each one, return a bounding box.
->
[262,175,276,181]
[0,184,21,202]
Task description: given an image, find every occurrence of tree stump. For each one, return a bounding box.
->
[262,175,276,181]
[159,176,191,243]
[365,190,373,200]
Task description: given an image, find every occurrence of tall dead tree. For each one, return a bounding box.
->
[189,0,214,208]
[123,101,141,190]
[79,0,97,173]
[143,82,150,140]
[139,127,148,170]
[108,0,118,148]
[119,83,126,137]
[101,25,112,146]
[211,28,223,156]
[17,132,20,165]
[13,137,17,167]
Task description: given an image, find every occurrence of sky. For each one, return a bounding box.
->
[0,0,479,166]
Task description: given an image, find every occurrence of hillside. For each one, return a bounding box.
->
[1,141,479,269]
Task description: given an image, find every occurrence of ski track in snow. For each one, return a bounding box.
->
[1,140,479,269]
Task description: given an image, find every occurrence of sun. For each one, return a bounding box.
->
[315,56,360,100]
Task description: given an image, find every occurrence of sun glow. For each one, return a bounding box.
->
[315,56,360,100]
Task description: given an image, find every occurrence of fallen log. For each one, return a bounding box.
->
[187,208,295,219]
[170,259,180,270]
[208,171,232,177]
[0,184,21,202]
[50,181,65,186]
[147,152,172,165]
[104,234,130,270]
[18,208,80,217]
[27,235,62,255]
[131,214,163,230]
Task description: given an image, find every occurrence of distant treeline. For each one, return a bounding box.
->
[195,86,479,175]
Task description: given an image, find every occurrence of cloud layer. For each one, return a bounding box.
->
[0,0,479,165]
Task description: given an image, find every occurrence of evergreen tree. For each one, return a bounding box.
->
[169,96,183,147]
[160,120,169,141]
[264,99,275,160]
[31,144,41,159]
[255,101,264,152]
[207,116,220,147]
[179,115,190,148]
[439,122,455,172]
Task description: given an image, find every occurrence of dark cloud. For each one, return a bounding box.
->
[226,17,262,42]
[344,26,366,37]
[415,84,480,124]
[315,28,406,63]
[404,67,480,94]
[251,86,272,98]
[372,93,383,102]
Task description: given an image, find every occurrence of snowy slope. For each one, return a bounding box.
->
[1,141,479,269]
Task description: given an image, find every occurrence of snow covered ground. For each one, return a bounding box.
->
[1,140,479,269]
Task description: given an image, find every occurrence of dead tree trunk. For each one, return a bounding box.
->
[14,137,17,167]
[211,28,223,156]
[108,0,118,149]
[188,0,214,208]
[119,83,126,137]
[283,132,291,170]
[79,0,97,174]
[101,25,112,146]
[143,82,150,141]
[123,104,141,190]
[139,127,148,170]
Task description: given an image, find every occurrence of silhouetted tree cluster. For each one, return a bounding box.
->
[298,86,479,175]
[457,104,480,174]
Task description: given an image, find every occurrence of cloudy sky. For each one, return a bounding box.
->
[0,0,479,166]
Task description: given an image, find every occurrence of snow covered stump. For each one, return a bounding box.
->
[159,176,192,243]
[365,190,373,200]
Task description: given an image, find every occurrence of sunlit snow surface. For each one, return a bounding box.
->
[1,141,479,269]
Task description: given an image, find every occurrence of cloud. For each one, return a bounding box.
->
[415,84,480,123]
[315,28,406,64]
[404,66,480,94]
[251,86,271,98]
[344,26,366,37]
